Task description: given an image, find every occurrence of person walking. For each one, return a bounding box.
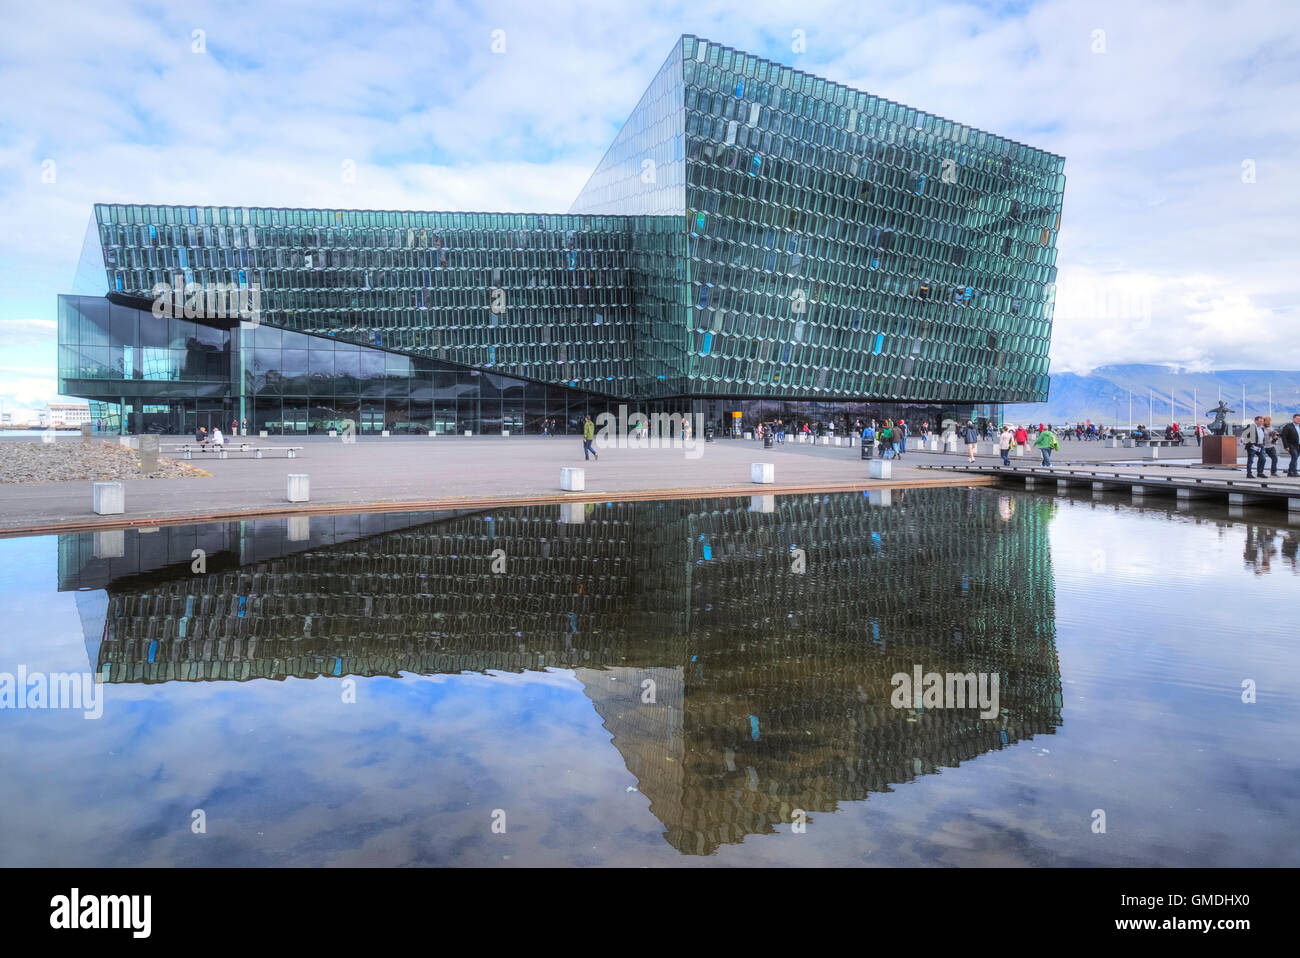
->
[961,420,980,462]
[582,415,598,461]
[1241,415,1269,479]
[1194,423,1204,447]
[1035,425,1059,466]
[1262,417,1280,476]
[998,424,1014,466]
[1279,413,1300,477]
[896,419,908,459]
[1013,424,1028,457]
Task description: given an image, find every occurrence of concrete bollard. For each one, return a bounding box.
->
[81,424,91,444]
[93,529,124,559]
[751,462,775,484]
[1104,438,1118,448]
[1142,446,1160,459]
[560,467,585,491]
[287,474,309,502]
[139,434,160,474]
[749,495,775,513]
[1014,444,1025,457]
[93,482,124,515]
[868,459,892,479]
[820,436,830,445]
[428,431,436,437]
[944,436,958,452]
[260,430,268,438]
[381,430,390,437]
[464,430,472,437]
[502,430,510,437]
[927,437,941,452]
[328,429,337,437]
[744,432,752,440]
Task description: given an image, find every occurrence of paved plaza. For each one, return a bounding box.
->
[1,431,1288,534]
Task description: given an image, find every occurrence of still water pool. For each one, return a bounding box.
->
[0,487,1296,866]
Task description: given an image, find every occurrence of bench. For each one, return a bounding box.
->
[164,443,303,460]
[1123,438,1178,448]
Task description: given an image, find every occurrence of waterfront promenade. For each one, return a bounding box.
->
[2,431,1286,535]
[0,434,993,534]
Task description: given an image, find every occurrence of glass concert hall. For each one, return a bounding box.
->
[58,35,1065,436]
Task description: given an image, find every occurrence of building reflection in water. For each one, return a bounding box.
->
[59,488,1064,856]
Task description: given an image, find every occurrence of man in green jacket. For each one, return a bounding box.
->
[582,416,598,461]
[1034,426,1059,466]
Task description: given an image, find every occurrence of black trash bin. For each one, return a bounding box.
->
[861,435,873,460]
[763,433,774,449]
[705,422,715,443]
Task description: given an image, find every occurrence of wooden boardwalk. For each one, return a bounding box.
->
[919,461,1300,512]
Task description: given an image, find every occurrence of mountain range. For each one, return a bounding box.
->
[1002,365,1300,426]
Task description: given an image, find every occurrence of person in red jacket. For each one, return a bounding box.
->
[1014,425,1028,449]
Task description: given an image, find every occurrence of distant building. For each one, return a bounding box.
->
[47,402,91,427]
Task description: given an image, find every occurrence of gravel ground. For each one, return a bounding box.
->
[0,439,207,483]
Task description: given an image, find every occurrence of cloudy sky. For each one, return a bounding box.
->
[1,0,1297,412]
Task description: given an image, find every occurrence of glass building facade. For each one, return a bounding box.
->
[58,294,624,435]
[58,35,1064,435]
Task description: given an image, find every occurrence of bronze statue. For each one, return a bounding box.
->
[1206,401,1234,436]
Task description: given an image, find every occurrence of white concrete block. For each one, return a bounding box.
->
[751,462,775,484]
[867,489,893,507]
[749,495,775,513]
[744,432,752,440]
[560,467,585,491]
[1289,498,1300,512]
[502,430,510,437]
[259,430,268,438]
[427,431,436,437]
[1142,446,1160,459]
[328,429,337,437]
[1104,438,1118,448]
[559,502,585,524]
[1014,444,1025,456]
[464,430,472,437]
[868,459,892,479]
[820,436,830,445]
[93,530,124,559]
[93,482,124,515]
[381,430,390,437]
[287,474,309,502]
